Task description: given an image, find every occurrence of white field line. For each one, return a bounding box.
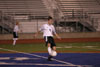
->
[0,62,92,67]
[57,46,100,51]
[75,46,100,51]
[0,47,82,67]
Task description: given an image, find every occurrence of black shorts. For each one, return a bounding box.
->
[44,36,56,48]
[13,32,18,38]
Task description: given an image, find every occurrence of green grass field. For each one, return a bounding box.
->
[0,42,100,53]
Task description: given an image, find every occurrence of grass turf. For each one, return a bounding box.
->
[0,42,100,53]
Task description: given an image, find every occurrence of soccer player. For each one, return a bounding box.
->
[13,21,20,45]
[34,16,61,61]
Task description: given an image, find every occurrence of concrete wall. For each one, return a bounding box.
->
[0,32,100,40]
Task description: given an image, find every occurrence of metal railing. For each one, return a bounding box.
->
[0,11,15,34]
[54,0,99,32]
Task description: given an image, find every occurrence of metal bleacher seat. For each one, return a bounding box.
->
[0,0,49,17]
[57,0,100,16]
[0,0,50,33]
[55,0,100,32]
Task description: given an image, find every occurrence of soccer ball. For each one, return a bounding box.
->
[51,50,57,56]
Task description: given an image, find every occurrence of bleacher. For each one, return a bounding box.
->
[0,0,49,17]
[57,0,100,16]
[0,0,49,33]
[0,0,100,33]
[56,0,100,32]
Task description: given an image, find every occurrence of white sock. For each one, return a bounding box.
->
[13,38,17,45]
[13,38,18,45]
[13,40,16,45]
[48,47,52,55]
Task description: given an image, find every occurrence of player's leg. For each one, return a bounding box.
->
[48,46,57,61]
[13,32,18,45]
[47,43,52,55]
[13,38,16,45]
[51,37,56,51]
[44,36,52,55]
[13,32,15,45]
[47,37,56,61]
[50,37,57,57]
[13,38,18,45]
[47,43,53,61]
[44,36,53,61]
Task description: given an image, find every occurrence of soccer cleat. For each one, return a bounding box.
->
[47,55,52,61]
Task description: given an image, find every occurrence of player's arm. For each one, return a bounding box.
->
[54,33,61,40]
[53,26,61,40]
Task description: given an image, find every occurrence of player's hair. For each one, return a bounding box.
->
[48,16,53,20]
[16,21,19,25]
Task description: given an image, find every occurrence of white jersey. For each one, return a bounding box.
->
[13,25,19,32]
[40,24,56,37]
